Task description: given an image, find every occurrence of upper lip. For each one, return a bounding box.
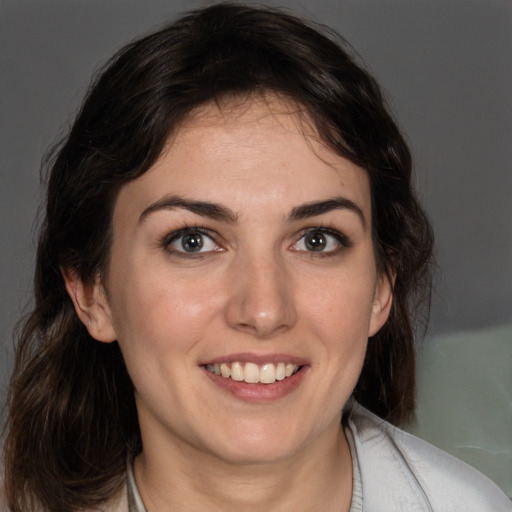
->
[200,352,309,366]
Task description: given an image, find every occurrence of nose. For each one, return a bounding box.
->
[224,252,297,338]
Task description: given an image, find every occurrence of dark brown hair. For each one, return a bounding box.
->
[3,3,433,510]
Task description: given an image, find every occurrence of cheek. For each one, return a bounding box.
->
[109,266,224,354]
[108,273,222,404]
[298,267,376,390]
[302,272,376,335]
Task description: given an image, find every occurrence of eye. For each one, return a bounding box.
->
[291,228,348,254]
[165,228,221,254]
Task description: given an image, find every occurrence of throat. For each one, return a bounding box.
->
[131,426,353,512]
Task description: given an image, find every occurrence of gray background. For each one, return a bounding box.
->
[1,0,511,495]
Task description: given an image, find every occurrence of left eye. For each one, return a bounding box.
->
[167,230,219,254]
[292,230,345,253]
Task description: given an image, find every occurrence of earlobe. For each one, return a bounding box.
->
[61,267,117,343]
[368,272,394,337]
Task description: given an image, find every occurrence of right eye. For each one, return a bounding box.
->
[165,228,221,254]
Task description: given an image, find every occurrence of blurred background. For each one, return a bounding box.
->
[1,0,510,496]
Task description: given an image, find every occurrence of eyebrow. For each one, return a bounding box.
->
[139,195,238,223]
[286,197,366,228]
[139,194,366,228]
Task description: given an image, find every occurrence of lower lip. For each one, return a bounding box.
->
[202,366,308,403]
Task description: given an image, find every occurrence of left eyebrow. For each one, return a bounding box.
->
[138,195,238,224]
[286,197,366,228]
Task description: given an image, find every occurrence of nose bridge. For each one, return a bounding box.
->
[225,246,297,337]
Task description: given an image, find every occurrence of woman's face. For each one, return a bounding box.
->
[86,98,392,466]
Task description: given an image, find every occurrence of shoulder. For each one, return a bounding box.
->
[347,402,511,512]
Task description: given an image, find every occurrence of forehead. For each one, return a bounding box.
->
[114,96,371,222]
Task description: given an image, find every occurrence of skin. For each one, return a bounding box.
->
[65,97,393,511]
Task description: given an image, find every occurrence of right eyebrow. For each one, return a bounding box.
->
[138,195,238,224]
[286,197,366,229]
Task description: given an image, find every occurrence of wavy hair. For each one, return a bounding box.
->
[3,3,433,510]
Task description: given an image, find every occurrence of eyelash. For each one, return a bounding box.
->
[161,226,223,257]
[292,226,351,256]
[160,225,351,257]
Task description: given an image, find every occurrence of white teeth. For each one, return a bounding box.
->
[260,363,275,384]
[276,362,286,381]
[220,363,231,378]
[231,362,244,381]
[244,362,260,383]
[206,361,301,384]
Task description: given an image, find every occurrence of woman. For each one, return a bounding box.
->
[2,3,509,511]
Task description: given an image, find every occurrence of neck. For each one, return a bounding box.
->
[134,422,353,512]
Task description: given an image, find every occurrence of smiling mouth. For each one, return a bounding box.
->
[205,362,302,384]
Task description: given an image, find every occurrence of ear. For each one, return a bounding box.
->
[61,267,117,343]
[368,271,394,337]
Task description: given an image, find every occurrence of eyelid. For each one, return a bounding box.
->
[161,226,224,255]
[291,226,351,253]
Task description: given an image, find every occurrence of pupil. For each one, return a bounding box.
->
[182,233,203,252]
[305,232,326,251]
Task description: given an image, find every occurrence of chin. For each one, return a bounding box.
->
[200,419,312,465]
[213,441,298,466]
